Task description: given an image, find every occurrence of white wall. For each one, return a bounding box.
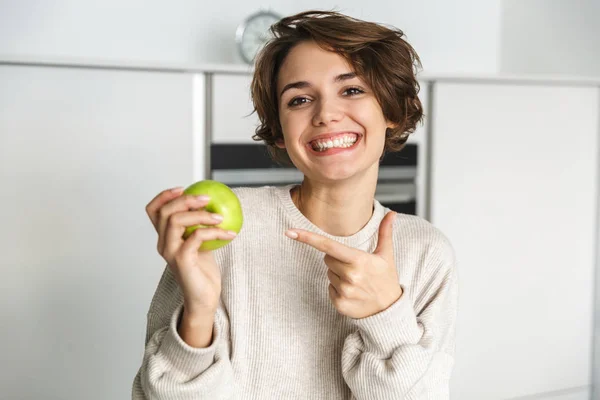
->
[0,0,502,74]
[500,0,600,77]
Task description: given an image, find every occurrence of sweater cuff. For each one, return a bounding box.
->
[351,286,423,355]
[158,303,220,376]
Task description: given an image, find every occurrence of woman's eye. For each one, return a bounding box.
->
[343,87,365,96]
[288,97,310,107]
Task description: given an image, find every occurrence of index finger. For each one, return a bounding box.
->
[145,186,185,226]
[286,229,360,264]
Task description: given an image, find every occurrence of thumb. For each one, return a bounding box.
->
[374,211,396,259]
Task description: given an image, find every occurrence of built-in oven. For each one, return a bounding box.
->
[209,143,418,216]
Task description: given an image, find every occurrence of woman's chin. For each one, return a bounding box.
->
[304,167,362,184]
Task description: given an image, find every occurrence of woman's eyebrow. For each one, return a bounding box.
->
[334,72,357,82]
[280,81,310,97]
[279,72,358,97]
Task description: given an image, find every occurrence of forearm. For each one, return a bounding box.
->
[178,306,216,348]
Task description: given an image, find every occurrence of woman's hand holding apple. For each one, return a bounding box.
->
[145,187,237,316]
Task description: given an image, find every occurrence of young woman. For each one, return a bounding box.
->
[133,10,458,400]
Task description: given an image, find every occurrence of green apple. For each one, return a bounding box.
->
[181,180,243,251]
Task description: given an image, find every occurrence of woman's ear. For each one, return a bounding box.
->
[275,138,286,149]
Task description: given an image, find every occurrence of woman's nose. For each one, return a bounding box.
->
[312,99,344,127]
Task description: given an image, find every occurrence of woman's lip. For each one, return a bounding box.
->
[306,132,361,144]
[306,134,362,156]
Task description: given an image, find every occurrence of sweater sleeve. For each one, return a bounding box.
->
[341,240,458,400]
[131,267,236,400]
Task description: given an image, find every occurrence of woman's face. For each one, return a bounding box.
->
[276,40,394,184]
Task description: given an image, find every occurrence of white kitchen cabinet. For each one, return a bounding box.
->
[0,66,197,400]
[211,73,259,144]
[430,82,599,399]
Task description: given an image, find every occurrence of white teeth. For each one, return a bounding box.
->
[311,135,358,151]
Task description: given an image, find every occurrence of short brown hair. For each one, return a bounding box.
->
[251,10,424,166]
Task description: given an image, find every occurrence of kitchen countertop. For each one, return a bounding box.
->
[2,54,600,87]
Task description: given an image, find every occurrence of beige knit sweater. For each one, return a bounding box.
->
[132,184,458,399]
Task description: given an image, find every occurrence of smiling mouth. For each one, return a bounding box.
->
[308,133,360,152]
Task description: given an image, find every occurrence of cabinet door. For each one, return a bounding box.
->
[0,66,195,400]
[211,73,259,144]
[431,82,599,399]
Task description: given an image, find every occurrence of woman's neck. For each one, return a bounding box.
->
[291,169,378,237]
